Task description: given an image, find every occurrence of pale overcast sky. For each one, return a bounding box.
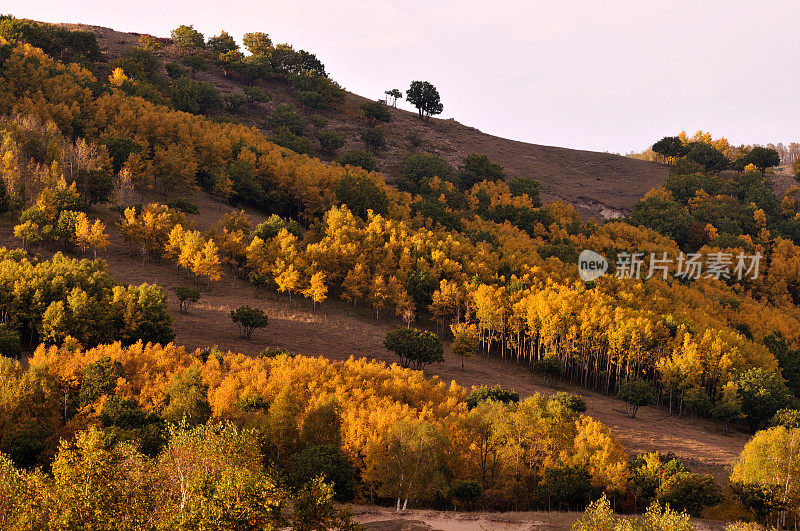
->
[4,0,799,153]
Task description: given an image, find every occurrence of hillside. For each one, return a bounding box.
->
[2,16,800,530]
[63,22,669,219]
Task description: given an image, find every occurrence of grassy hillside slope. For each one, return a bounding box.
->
[63,22,669,218]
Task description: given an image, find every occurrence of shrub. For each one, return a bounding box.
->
[165,61,184,79]
[258,346,295,359]
[360,127,385,150]
[291,445,356,500]
[656,471,721,516]
[334,174,389,218]
[242,86,272,104]
[448,479,482,510]
[383,327,444,370]
[316,130,346,155]
[0,324,21,359]
[308,114,328,129]
[291,476,358,531]
[533,355,564,383]
[230,306,269,339]
[406,132,423,149]
[361,100,392,126]
[181,54,207,73]
[549,391,587,413]
[169,77,221,114]
[337,149,378,172]
[771,408,800,428]
[268,104,305,135]
[466,384,519,409]
[165,197,199,214]
[270,127,312,155]
[618,378,655,418]
[174,285,201,313]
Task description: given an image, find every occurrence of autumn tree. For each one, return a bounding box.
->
[450,322,478,369]
[730,426,800,526]
[365,420,443,511]
[301,272,328,312]
[242,32,273,55]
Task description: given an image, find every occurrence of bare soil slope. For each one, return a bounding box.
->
[61,23,669,218]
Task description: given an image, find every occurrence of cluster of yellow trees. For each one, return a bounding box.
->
[12,181,109,256]
[118,203,222,283]
[5,340,628,510]
[4,36,800,409]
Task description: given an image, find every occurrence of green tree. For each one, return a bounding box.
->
[736,146,780,172]
[174,285,201,314]
[734,368,792,431]
[465,384,519,409]
[230,306,269,339]
[509,177,542,207]
[0,324,21,359]
[652,136,688,161]
[686,142,728,172]
[268,104,305,135]
[170,25,205,50]
[361,100,392,126]
[337,149,379,172]
[384,88,402,107]
[457,153,506,190]
[291,475,359,530]
[618,378,656,418]
[79,357,125,406]
[169,77,221,114]
[399,152,454,189]
[656,471,721,516]
[383,327,444,370]
[549,391,587,413]
[206,30,238,55]
[161,366,211,426]
[360,127,385,151]
[406,80,443,122]
[335,174,389,218]
[316,129,345,155]
[629,195,695,248]
[291,446,356,500]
